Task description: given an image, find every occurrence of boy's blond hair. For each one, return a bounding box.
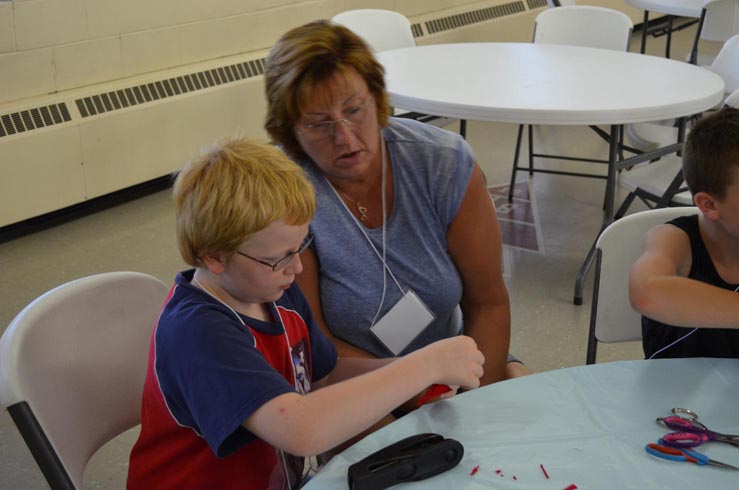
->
[173,138,316,266]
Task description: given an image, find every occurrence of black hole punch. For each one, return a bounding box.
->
[347,433,463,490]
[395,464,416,480]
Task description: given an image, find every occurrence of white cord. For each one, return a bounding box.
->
[648,284,739,359]
[324,135,404,327]
[192,275,304,489]
[647,328,699,359]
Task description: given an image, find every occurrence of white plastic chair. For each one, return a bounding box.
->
[0,272,169,489]
[532,6,632,51]
[586,207,699,364]
[547,0,577,7]
[615,155,693,219]
[331,9,462,133]
[690,0,739,65]
[507,6,634,199]
[627,34,739,152]
[332,9,415,53]
[710,34,739,96]
[726,87,739,107]
[616,76,739,218]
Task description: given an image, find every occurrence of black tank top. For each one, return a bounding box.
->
[641,215,739,359]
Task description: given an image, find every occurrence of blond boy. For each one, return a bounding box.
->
[127,138,484,489]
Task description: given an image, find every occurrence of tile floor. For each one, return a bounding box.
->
[0,24,719,489]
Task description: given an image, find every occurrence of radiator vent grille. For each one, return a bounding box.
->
[0,103,72,139]
[425,1,526,34]
[2,1,537,136]
[75,58,267,119]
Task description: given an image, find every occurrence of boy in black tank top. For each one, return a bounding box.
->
[629,107,739,359]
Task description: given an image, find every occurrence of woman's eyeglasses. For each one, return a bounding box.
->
[296,97,373,142]
[237,233,314,271]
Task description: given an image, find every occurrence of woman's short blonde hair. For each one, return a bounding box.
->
[173,138,316,266]
[264,19,391,161]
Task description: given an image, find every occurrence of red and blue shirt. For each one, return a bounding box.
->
[127,270,337,489]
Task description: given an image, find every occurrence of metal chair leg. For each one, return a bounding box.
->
[614,192,637,220]
[639,11,649,54]
[585,251,603,364]
[527,124,535,175]
[508,124,525,201]
[689,10,707,65]
[574,238,597,306]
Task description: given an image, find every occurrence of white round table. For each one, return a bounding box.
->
[376,43,724,303]
[305,358,739,490]
[376,43,722,125]
[626,0,703,18]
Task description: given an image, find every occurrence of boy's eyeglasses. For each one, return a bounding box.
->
[296,97,374,142]
[236,233,314,272]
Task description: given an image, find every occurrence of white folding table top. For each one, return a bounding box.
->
[625,0,704,18]
[376,43,724,125]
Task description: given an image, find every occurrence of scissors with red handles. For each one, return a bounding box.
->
[657,408,739,449]
[645,439,739,470]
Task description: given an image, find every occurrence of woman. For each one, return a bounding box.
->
[264,20,528,385]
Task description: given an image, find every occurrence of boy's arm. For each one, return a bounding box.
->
[312,357,393,387]
[629,224,739,328]
[242,335,483,457]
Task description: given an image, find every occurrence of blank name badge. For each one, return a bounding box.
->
[370,290,435,356]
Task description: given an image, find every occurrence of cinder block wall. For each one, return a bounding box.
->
[0,0,489,105]
[0,0,639,106]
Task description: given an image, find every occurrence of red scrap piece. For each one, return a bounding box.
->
[470,465,480,476]
[513,476,518,481]
[563,485,578,490]
[495,469,502,474]
[540,464,550,479]
[416,384,452,407]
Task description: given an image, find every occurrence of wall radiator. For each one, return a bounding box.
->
[0,0,548,229]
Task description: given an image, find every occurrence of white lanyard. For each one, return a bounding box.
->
[325,135,405,295]
[191,275,310,489]
[190,276,296,382]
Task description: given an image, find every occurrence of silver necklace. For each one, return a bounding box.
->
[338,191,369,221]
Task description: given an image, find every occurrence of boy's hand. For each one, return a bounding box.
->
[419,336,485,390]
[417,384,459,407]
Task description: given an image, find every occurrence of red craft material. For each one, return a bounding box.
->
[563,485,578,490]
[540,464,550,479]
[470,465,480,476]
[513,476,518,481]
[495,470,502,475]
[416,384,452,407]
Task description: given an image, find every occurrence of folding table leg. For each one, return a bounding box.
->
[640,11,649,54]
[574,125,620,305]
[689,10,707,65]
[508,124,525,201]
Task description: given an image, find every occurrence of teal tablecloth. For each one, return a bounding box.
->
[304,358,739,490]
